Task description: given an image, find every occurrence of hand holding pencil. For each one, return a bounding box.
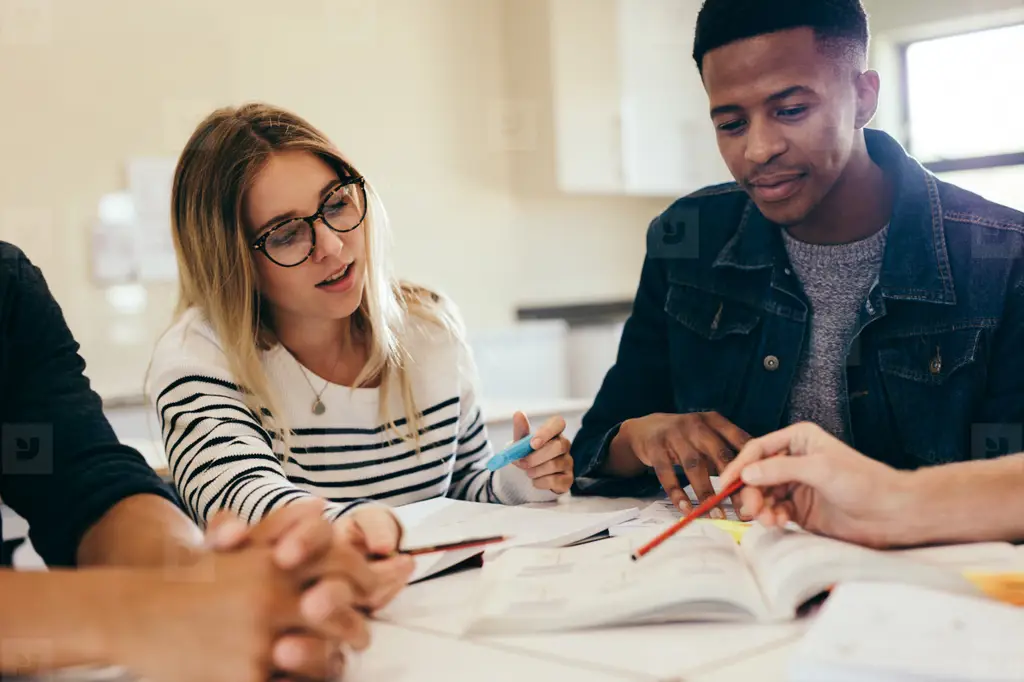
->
[635,421,927,559]
[717,422,916,549]
[335,506,415,609]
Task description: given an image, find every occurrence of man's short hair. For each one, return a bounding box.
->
[693,0,870,73]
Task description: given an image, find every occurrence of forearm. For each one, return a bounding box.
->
[897,454,1024,545]
[0,568,147,674]
[77,494,203,568]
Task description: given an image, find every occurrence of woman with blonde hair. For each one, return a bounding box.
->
[147,103,574,599]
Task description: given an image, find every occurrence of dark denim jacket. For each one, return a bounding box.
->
[573,129,1024,496]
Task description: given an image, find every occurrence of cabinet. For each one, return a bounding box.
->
[549,0,732,196]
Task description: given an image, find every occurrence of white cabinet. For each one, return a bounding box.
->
[549,0,732,196]
[549,0,626,193]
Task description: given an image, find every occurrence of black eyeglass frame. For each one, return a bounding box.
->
[250,176,368,268]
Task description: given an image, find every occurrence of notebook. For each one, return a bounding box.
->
[391,498,639,582]
[464,523,980,634]
[789,581,1024,682]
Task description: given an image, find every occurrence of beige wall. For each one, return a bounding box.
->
[1,0,1017,399]
[0,0,663,399]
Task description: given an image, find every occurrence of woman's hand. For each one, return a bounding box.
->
[335,505,415,610]
[511,412,574,494]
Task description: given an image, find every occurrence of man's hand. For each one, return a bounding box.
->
[610,412,750,516]
[719,422,914,548]
[205,499,381,678]
[112,546,364,682]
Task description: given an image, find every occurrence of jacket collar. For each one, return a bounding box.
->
[713,128,955,304]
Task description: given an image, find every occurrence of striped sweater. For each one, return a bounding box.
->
[148,308,555,528]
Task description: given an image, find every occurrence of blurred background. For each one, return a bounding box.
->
[1,0,1022,450]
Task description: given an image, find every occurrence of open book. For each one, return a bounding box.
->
[465,522,981,634]
[392,498,639,582]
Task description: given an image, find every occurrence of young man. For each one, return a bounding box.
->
[572,0,1024,514]
[720,421,1024,548]
[0,240,410,681]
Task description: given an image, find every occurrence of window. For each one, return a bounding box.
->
[901,23,1024,211]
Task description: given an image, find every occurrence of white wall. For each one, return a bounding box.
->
[0,0,663,400]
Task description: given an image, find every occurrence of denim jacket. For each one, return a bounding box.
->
[572,129,1024,496]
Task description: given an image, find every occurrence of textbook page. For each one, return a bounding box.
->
[393,498,640,582]
[611,477,740,537]
[740,525,980,619]
[683,477,740,519]
[610,499,741,538]
[467,523,770,634]
[790,581,1024,682]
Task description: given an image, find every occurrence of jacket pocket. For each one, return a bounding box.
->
[877,326,988,464]
[663,283,762,414]
[665,284,761,340]
[878,327,984,385]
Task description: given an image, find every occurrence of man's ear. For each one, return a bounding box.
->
[854,70,881,129]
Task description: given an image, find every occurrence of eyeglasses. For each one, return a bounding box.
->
[251,177,367,267]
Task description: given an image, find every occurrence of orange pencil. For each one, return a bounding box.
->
[632,479,745,561]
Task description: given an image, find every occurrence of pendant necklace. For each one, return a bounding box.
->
[299,365,331,416]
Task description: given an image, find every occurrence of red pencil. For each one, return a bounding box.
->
[631,479,745,561]
[400,535,507,556]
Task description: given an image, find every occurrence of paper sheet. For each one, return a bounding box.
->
[468,524,769,633]
[791,582,1024,682]
[392,498,639,582]
[610,496,742,539]
[127,157,178,281]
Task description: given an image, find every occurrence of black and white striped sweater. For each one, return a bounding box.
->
[148,308,554,528]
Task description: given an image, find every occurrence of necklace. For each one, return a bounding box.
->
[298,365,330,416]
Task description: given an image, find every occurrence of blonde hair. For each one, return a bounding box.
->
[167,102,460,453]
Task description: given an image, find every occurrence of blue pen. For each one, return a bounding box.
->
[486,434,535,471]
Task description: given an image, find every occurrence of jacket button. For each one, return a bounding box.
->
[929,357,942,374]
[763,355,780,371]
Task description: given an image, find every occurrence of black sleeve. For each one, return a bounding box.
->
[570,217,677,497]
[0,244,178,566]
